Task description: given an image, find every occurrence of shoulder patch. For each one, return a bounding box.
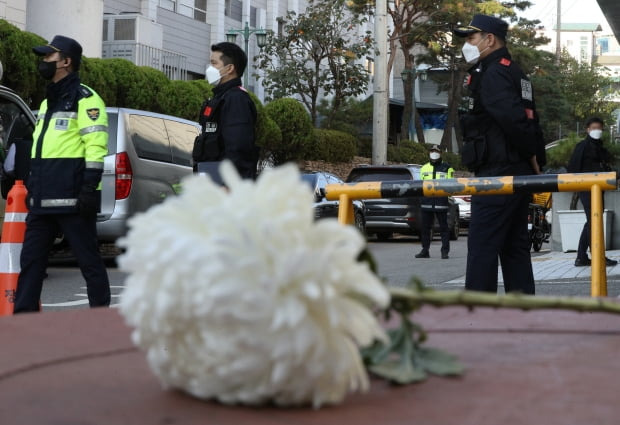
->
[499,58,511,67]
[79,85,93,98]
[86,108,100,121]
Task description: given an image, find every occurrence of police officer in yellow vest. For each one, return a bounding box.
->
[14,35,110,313]
[415,146,454,259]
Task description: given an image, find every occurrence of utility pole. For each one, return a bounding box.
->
[372,0,388,165]
[555,0,561,65]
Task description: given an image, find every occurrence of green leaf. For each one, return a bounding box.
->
[415,347,465,377]
[369,359,427,385]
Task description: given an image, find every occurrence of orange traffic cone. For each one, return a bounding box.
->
[0,180,28,315]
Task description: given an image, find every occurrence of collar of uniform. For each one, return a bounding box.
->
[213,77,243,96]
[46,72,80,103]
[480,46,511,69]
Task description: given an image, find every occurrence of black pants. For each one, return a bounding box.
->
[465,193,534,294]
[14,213,110,313]
[577,191,603,260]
[420,209,449,254]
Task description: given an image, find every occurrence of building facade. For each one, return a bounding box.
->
[0,0,313,99]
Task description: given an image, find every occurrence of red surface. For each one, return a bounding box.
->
[1,307,620,425]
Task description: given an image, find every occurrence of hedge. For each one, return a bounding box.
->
[264,98,314,165]
[310,129,357,162]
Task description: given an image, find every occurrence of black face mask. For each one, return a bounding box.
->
[38,60,58,80]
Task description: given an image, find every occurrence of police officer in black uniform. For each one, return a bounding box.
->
[567,117,617,267]
[455,15,545,294]
[193,42,258,180]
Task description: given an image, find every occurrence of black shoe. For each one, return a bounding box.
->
[415,251,430,258]
[574,257,591,267]
[441,253,449,259]
[606,257,618,266]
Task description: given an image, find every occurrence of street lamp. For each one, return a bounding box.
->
[400,68,416,140]
[226,21,268,88]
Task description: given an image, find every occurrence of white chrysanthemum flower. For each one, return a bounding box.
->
[118,162,390,408]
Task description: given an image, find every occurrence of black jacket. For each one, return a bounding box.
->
[567,136,612,173]
[193,77,259,179]
[461,47,544,177]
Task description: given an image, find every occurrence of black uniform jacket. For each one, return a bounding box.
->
[193,77,259,179]
[462,47,543,177]
[567,136,612,173]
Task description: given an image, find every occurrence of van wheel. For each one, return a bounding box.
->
[354,212,366,237]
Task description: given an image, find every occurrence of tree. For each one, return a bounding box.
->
[264,98,314,165]
[0,20,47,107]
[255,0,373,126]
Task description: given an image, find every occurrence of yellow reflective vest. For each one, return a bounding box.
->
[29,74,108,214]
[420,161,454,211]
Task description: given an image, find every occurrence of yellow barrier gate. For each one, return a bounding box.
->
[325,172,618,297]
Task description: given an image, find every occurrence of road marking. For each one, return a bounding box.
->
[42,299,89,307]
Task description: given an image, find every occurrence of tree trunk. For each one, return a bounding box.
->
[413,106,425,144]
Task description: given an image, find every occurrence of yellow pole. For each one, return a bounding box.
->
[590,184,607,297]
[338,194,355,225]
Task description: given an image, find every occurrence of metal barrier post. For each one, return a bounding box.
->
[590,184,607,297]
[326,172,618,297]
[338,194,355,225]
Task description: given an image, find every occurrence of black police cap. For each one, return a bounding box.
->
[33,35,83,60]
[454,14,508,40]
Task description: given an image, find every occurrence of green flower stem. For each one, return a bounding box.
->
[390,287,620,315]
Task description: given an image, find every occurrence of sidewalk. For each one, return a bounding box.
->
[446,249,620,284]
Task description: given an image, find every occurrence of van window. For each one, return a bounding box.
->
[165,119,199,166]
[0,98,34,151]
[128,115,172,163]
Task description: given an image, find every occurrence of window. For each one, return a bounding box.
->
[102,19,108,42]
[277,17,284,36]
[224,0,242,21]
[129,115,172,163]
[159,0,206,22]
[598,38,609,54]
[114,18,136,41]
[165,119,199,166]
[250,6,257,28]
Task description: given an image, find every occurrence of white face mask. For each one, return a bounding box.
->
[430,152,441,161]
[462,36,489,64]
[589,129,603,140]
[206,65,223,85]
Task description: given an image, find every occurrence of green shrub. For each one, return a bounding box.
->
[247,91,282,165]
[310,129,357,162]
[441,151,463,171]
[545,133,580,170]
[81,57,119,106]
[0,20,47,107]
[126,66,171,113]
[387,140,429,164]
[157,80,205,120]
[264,98,314,165]
[357,136,372,158]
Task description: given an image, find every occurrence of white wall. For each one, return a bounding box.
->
[0,0,27,30]
[27,0,104,58]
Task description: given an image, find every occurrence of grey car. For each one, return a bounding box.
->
[0,87,200,243]
[97,108,200,241]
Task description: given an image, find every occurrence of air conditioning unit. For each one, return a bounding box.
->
[103,14,163,49]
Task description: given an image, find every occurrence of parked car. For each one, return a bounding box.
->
[345,165,459,241]
[300,171,366,234]
[97,108,200,242]
[0,87,201,243]
[453,195,471,228]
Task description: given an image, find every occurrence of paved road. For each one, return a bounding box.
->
[38,232,620,311]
